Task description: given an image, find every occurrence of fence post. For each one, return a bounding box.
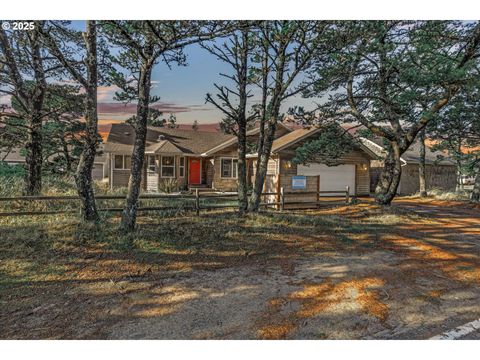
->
[195,188,200,216]
[316,175,320,208]
[345,186,350,204]
[280,187,285,211]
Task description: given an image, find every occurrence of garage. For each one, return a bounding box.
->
[92,163,104,180]
[297,163,356,195]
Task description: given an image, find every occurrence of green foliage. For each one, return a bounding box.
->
[430,87,480,176]
[0,162,25,177]
[158,178,178,193]
[41,84,86,174]
[1,82,86,176]
[308,21,480,144]
[292,124,355,166]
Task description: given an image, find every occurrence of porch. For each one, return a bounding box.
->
[109,153,243,193]
[142,154,213,192]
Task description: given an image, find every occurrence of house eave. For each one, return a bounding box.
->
[201,122,293,157]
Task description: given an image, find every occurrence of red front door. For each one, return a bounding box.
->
[189,158,201,185]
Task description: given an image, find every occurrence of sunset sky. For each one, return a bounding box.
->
[68,21,315,125]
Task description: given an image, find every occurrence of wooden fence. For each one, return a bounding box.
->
[0,186,350,217]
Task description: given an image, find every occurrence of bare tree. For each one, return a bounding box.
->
[248,21,331,211]
[203,22,257,213]
[103,21,234,231]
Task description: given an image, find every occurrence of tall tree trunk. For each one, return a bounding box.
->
[249,121,277,212]
[456,143,464,191]
[237,120,248,213]
[419,128,427,197]
[24,23,46,195]
[375,141,403,205]
[75,21,99,222]
[62,139,72,174]
[236,29,250,214]
[471,162,480,203]
[248,37,286,212]
[24,118,42,195]
[120,61,152,231]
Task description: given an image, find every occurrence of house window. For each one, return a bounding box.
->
[179,157,185,177]
[124,155,131,169]
[221,158,238,178]
[114,155,131,170]
[161,156,175,178]
[147,155,156,172]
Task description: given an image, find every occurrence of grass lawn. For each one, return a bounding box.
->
[1,198,480,339]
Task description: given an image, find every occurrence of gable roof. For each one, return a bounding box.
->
[361,137,456,166]
[145,140,183,154]
[271,126,322,153]
[402,141,456,165]
[200,122,293,157]
[104,123,234,155]
[270,125,379,159]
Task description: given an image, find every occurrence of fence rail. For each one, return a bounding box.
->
[0,186,350,217]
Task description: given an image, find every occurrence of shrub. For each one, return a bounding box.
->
[405,187,471,201]
[428,188,470,201]
[0,175,22,197]
[0,162,25,177]
[158,178,178,193]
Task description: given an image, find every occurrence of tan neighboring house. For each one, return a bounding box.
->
[104,123,377,200]
[0,148,25,165]
[361,138,457,195]
[0,147,109,181]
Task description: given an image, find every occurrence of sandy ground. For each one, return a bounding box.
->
[1,198,479,339]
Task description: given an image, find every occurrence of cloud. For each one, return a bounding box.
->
[97,85,120,102]
[0,94,11,105]
[98,102,210,115]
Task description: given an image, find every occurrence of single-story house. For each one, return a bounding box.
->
[0,147,109,181]
[361,138,457,195]
[103,123,378,200]
[104,123,242,192]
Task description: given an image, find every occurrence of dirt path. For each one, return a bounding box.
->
[2,198,479,339]
[100,199,480,339]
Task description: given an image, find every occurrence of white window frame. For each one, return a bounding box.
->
[161,155,176,178]
[179,156,185,178]
[220,157,238,179]
[114,155,131,170]
[147,155,157,172]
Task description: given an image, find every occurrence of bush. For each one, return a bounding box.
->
[158,178,178,193]
[427,188,470,201]
[0,162,25,177]
[406,187,470,201]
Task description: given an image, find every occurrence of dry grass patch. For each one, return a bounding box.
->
[2,198,479,339]
[256,277,388,340]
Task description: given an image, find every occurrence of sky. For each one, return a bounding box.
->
[69,21,317,125]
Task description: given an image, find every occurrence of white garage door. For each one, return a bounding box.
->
[297,163,355,195]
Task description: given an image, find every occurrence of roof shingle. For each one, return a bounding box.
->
[104,123,234,155]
